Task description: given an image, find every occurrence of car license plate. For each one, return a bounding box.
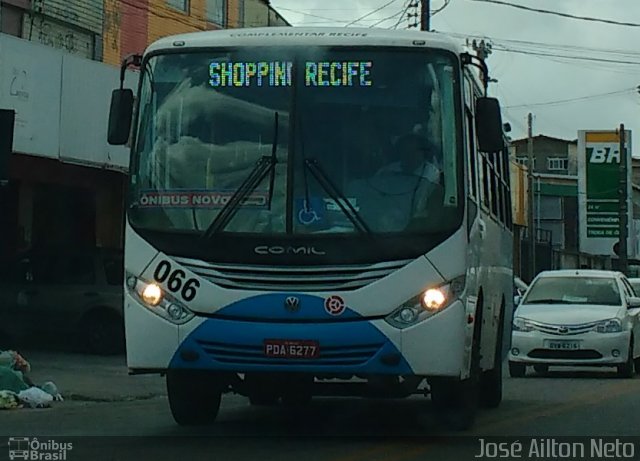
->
[545,340,580,350]
[264,339,320,359]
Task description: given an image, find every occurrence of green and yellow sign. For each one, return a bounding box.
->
[585,131,625,238]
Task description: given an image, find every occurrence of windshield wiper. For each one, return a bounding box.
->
[525,299,573,304]
[201,112,279,238]
[304,158,371,235]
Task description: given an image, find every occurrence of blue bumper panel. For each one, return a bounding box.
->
[207,292,361,321]
[171,318,412,375]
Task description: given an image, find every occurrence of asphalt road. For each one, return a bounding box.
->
[2,366,640,461]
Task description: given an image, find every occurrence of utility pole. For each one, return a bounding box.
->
[618,124,628,274]
[527,113,536,281]
[421,0,430,31]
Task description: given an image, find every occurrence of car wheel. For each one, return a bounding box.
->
[167,370,222,425]
[533,364,549,375]
[617,341,635,379]
[634,357,640,375]
[509,361,526,378]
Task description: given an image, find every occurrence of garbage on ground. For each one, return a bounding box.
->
[18,387,54,408]
[0,390,20,409]
[0,350,63,409]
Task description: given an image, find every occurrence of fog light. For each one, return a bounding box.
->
[167,303,184,320]
[612,349,620,357]
[126,276,137,290]
[511,348,520,356]
[399,307,417,323]
[142,283,163,306]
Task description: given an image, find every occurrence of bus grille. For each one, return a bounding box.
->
[172,257,412,291]
[196,340,382,366]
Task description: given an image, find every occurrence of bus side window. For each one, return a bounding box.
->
[481,153,491,210]
[489,155,499,217]
[502,149,513,228]
[464,78,478,200]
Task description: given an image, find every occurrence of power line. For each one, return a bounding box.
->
[444,31,640,59]
[503,88,635,109]
[431,0,452,16]
[390,1,413,29]
[274,7,351,23]
[344,0,401,27]
[493,46,640,66]
[369,9,404,28]
[469,0,640,27]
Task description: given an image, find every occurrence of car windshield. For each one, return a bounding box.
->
[523,276,622,306]
[129,47,462,236]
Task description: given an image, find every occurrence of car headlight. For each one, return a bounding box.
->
[594,318,622,333]
[126,273,194,325]
[385,276,465,329]
[512,317,534,332]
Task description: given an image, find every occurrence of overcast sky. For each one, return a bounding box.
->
[270,0,640,147]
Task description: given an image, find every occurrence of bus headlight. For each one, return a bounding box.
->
[385,276,465,329]
[127,274,195,325]
[141,283,163,306]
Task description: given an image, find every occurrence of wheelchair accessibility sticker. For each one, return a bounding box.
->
[296,198,325,226]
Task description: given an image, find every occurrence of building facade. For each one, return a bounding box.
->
[0,0,289,262]
[0,0,290,67]
[508,134,638,275]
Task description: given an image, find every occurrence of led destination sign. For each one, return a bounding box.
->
[209,61,373,88]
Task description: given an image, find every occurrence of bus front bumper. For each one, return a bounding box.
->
[126,296,467,378]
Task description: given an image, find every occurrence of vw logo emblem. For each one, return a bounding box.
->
[284,296,300,312]
[558,326,569,334]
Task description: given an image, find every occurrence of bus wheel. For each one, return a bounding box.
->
[480,304,505,408]
[281,375,314,407]
[167,370,222,426]
[431,376,478,431]
[431,307,481,431]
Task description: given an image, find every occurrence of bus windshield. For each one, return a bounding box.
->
[129,47,462,236]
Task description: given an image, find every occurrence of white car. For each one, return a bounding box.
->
[508,270,640,378]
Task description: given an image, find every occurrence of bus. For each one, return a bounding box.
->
[107,27,513,431]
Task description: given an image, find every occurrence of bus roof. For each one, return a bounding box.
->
[146,27,464,56]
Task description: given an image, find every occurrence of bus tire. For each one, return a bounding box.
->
[167,370,222,426]
[431,375,478,431]
[249,394,279,406]
[480,301,505,408]
[431,297,482,431]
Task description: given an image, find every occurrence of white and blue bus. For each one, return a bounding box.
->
[108,27,513,430]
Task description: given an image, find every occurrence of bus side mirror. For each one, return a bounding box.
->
[475,97,504,153]
[108,89,134,145]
